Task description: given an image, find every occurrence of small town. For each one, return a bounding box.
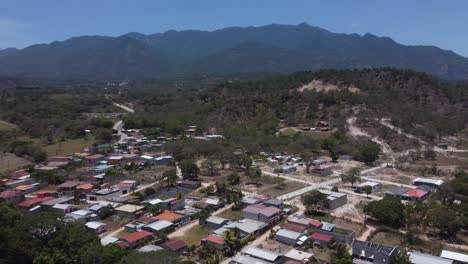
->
[1,2,468,264]
[1,100,467,264]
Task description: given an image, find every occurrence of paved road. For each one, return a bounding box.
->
[113,103,135,113]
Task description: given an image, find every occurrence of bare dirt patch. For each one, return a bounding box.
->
[298,80,360,93]
[0,152,31,173]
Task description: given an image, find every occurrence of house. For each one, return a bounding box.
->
[143,220,174,235]
[116,180,138,189]
[204,216,229,229]
[18,197,54,210]
[409,251,453,264]
[385,187,408,199]
[101,236,119,246]
[412,178,443,189]
[242,247,283,263]
[5,178,36,189]
[355,181,381,192]
[234,255,270,264]
[57,181,80,196]
[87,187,128,202]
[154,156,174,165]
[175,207,201,218]
[243,204,282,224]
[282,165,297,174]
[440,250,468,264]
[161,239,187,254]
[202,235,227,251]
[241,196,264,207]
[65,209,98,222]
[8,169,30,180]
[40,196,74,210]
[311,164,333,177]
[51,203,75,214]
[35,190,58,198]
[284,249,315,263]
[403,189,429,201]
[115,204,144,219]
[138,245,164,253]
[92,164,114,173]
[352,240,400,264]
[310,233,333,247]
[151,210,190,226]
[108,156,124,166]
[15,182,41,194]
[0,190,24,204]
[281,222,308,233]
[119,230,153,248]
[124,222,147,233]
[77,183,94,194]
[218,219,268,238]
[167,198,186,211]
[85,154,105,165]
[263,199,284,209]
[287,215,314,227]
[321,190,347,210]
[316,222,355,245]
[85,221,107,234]
[179,180,201,189]
[275,229,308,246]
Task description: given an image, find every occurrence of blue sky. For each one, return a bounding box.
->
[1,0,468,57]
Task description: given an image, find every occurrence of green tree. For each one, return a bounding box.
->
[303,190,328,212]
[357,142,381,165]
[202,158,219,176]
[163,169,178,187]
[363,185,372,198]
[364,196,405,228]
[247,167,261,185]
[179,159,199,179]
[340,168,361,187]
[227,173,240,185]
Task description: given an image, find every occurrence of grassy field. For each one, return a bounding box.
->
[216,209,243,220]
[44,138,95,156]
[0,152,31,173]
[370,231,402,246]
[0,120,17,131]
[172,225,212,246]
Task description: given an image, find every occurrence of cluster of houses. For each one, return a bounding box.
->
[384,178,445,202]
[260,153,335,177]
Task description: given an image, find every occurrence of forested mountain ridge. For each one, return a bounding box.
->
[1,23,468,80]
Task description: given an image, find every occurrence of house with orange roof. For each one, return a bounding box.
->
[119,230,153,248]
[150,210,190,226]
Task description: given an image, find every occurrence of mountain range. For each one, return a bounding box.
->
[1,23,468,80]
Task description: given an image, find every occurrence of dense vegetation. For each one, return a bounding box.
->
[123,68,467,147]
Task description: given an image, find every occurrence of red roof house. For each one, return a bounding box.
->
[161,239,187,253]
[404,189,429,201]
[310,233,333,242]
[281,222,308,233]
[18,196,54,209]
[120,230,153,246]
[202,235,226,251]
[309,219,322,228]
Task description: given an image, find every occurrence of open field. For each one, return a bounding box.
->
[172,225,213,246]
[216,208,243,220]
[0,152,31,173]
[0,120,17,131]
[44,138,95,156]
[370,231,402,246]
